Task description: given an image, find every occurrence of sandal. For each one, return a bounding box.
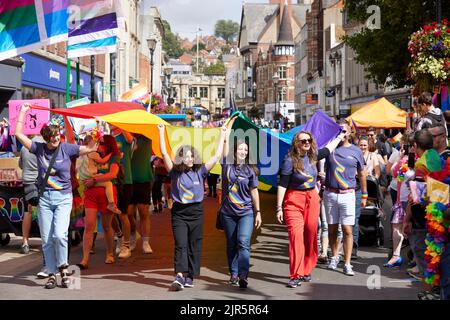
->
[44,274,57,289]
[105,255,115,264]
[59,266,71,288]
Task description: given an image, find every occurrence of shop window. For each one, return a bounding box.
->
[200,87,208,98]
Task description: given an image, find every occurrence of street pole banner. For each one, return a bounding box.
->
[67,0,124,58]
[8,99,50,136]
[0,0,68,61]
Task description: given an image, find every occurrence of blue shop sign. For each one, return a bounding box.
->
[20,53,102,97]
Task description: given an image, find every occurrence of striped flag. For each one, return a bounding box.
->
[0,0,68,61]
[67,0,123,58]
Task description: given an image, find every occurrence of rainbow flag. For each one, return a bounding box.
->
[0,0,68,61]
[388,132,402,149]
[67,0,123,58]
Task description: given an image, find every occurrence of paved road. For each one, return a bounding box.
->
[0,192,421,300]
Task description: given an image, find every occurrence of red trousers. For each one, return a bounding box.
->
[283,189,320,279]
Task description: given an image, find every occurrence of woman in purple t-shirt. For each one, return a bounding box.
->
[157,123,227,291]
[15,103,97,289]
[220,136,262,289]
[277,130,345,288]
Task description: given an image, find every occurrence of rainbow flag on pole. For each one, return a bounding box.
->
[67,0,123,58]
[0,0,68,61]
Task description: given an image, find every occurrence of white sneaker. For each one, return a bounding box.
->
[115,238,122,255]
[328,256,340,270]
[118,246,131,259]
[36,268,49,279]
[343,264,355,276]
[142,241,153,254]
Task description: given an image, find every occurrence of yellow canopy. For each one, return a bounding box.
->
[347,97,407,128]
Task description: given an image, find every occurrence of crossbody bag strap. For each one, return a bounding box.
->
[39,143,61,197]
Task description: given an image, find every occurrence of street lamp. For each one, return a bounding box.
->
[147,38,157,93]
[164,66,173,102]
[272,73,280,121]
[252,82,257,102]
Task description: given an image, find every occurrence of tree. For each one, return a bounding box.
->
[162,20,184,58]
[343,0,450,88]
[204,62,225,75]
[189,42,206,53]
[214,20,239,43]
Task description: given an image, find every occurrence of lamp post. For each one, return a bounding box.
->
[164,66,173,102]
[272,73,280,123]
[147,38,157,93]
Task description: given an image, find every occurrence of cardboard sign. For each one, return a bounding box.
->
[8,99,50,135]
[427,177,449,204]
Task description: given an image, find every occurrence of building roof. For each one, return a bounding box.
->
[241,4,279,44]
[276,4,294,45]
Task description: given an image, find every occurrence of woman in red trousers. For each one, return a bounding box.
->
[277,130,345,288]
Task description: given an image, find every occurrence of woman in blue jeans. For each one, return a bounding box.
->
[220,132,262,289]
[15,103,97,289]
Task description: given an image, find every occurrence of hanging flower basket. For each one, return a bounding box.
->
[408,19,450,92]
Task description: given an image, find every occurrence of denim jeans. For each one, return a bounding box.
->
[353,190,362,248]
[440,243,450,300]
[222,213,254,279]
[38,190,73,274]
[408,228,428,275]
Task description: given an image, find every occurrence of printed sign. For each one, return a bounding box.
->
[66,97,97,134]
[8,99,50,136]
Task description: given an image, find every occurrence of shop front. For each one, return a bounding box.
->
[0,58,23,119]
[20,53,103,109]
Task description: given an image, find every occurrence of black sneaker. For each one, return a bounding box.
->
[170,274,185,291]
[300,275,311,282]
[287,278,301,288]
[238,278,248,289]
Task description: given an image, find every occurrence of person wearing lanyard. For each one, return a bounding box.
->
[220,136,262,289]
[323,121,367,276]
[277,130,346,288]
[157,123,227,291]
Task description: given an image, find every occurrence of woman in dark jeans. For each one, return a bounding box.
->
[220,136,262,289]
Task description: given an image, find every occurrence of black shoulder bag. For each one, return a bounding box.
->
[38,144,61,200]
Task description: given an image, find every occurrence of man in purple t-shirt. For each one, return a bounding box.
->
[323,122,367,276]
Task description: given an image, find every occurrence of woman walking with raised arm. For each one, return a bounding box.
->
[157,123,227,291]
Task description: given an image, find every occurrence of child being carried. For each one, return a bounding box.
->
[78,133,121,214]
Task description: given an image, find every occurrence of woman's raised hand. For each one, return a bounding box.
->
[20,103,31,113]
[157,123,165,132]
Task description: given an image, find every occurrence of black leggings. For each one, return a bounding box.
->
[171,202,204,277]
[207,174,219,195]
[152,176,164,205]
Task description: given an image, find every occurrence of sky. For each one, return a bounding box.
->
[143,0,267,40]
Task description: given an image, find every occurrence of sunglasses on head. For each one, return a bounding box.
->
[299,138,312,144]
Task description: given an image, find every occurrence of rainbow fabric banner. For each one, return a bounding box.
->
[0,0,68,61]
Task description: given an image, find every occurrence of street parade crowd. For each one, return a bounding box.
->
[0,91,449,300]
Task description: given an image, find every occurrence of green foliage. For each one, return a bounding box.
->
[204,62,225,75]
[189,42,206,53]
[214,20,239,43]
[162,20,184,58]
[343,0,450,88]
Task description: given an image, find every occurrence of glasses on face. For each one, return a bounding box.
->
[368,134,374,137]
[299,138,312,145]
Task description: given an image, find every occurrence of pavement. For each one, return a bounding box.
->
[0,192,421,300]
